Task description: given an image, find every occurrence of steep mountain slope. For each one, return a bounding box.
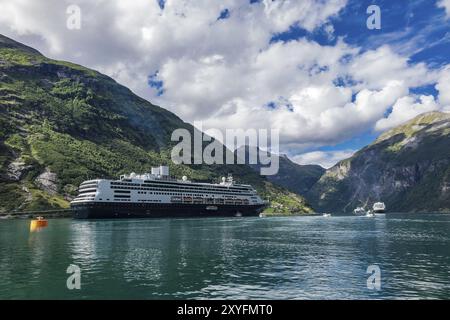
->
[307,112,450,213]
[236,146,324,195]
[263,154,324,195]
[0,34,312,214]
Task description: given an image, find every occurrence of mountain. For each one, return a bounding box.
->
[264,154,324,195]
[236,146,324,195]
[0,34,312,215]
[307,111,450,213]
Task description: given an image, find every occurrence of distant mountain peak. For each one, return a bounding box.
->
[233,144,325,195]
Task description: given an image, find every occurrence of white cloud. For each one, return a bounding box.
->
[203,79,407,150]
[438,0,450,18]
[261,0,347,32]
[292,149,355,169]
[348,46,434,90]
[160,38,354,122]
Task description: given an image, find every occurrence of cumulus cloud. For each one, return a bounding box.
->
[0,0,447,168]
[292,149,355,169]
[348,46,434,90]
[204,79,407,149]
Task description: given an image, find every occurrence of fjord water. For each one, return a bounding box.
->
[0,214,449,299]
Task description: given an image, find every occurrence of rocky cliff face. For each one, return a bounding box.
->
[307,112,450,213]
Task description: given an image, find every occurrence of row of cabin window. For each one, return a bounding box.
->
[111,182,250,192]
[113,185,249,193]
[112,187,251,196]
[137,191,241,198]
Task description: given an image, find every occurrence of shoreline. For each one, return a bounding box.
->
[1,211,449,220]
[0,211,72,219]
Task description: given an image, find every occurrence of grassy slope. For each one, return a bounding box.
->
[0,34,313,214]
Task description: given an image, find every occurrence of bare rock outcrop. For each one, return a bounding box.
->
[6,159,33,181]
[35,167,58,195]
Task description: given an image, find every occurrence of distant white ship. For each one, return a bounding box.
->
[373,202,386,213]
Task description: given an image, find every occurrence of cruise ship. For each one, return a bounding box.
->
[70,166,268,219]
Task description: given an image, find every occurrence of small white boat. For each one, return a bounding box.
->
[365,212,375,217]
[322,213,331,217]
[353,207,366,215]
[373,202,386,213]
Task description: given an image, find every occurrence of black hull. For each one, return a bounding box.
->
[71,202,267,219]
